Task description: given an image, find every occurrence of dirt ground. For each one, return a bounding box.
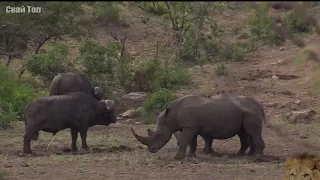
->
[2,3,320,180]
[0,121,319,180]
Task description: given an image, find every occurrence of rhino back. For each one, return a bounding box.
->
[175,95,244,138]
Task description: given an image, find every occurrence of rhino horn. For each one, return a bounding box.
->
[131,127,152,145]
[104,100,115,111]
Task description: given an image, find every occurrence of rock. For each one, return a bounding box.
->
[280,90,295,96]
[290,104,298,110]
[121,109,137,118]
[252,62,259,65]
[265,102,279,107]
[119,92,147,111]
[294,100,300,105]
[287,109,317,124]
[277,60,285,65]
[272,75,279,81]
[280,47,285,51]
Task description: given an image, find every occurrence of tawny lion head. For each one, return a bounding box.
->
[283,153,320,180]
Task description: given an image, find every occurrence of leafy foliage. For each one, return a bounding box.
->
[0,67,37,129]
[76,40,122,97]
[142,89,176,124]
[248,8,284,45]
[93,2,121,26]
[25,42,72,84]
[138,2,167,15]
[284,11,311,33]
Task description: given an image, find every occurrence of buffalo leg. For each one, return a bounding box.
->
[201,135,214,154]
[174,128,197,159]
[187,136,197,158]
[23,132,33,154]
[79,129,89,151]
[236,129,250,156]
[243,115,265,158]
[71,129,78,152]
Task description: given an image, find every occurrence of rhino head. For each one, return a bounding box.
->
[131,108,175,153]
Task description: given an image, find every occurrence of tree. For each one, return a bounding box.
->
[0,2,95,77]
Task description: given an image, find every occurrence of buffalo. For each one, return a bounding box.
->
[131,94,266,159]
[21,92,116,156]
[49,72,104,100]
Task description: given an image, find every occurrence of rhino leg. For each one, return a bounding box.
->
[174,128,198,159]
[247,137,255,156]
[71,129,78,152]
[243,115,265,158]
[236,130,250,156]
[201,135,214,154]
[186,136,197,158]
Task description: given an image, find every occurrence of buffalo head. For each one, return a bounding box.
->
[100,99,117,124]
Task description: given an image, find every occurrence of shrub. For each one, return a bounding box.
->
[0,67,37,129]
[218,43,248,62]
[138,2,167,15]
[142,89,176,124]
[133,60,190,92]
[25,42,73,85]
[284,11,311,33]
[248,9,284,45]
[76,40,121,97]
[92,2,120,26]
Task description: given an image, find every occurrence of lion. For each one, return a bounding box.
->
[283,152,320,180]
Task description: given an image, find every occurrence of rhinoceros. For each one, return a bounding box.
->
[131,94,266,159]
[21,92,116,156]
[49,72,104,100]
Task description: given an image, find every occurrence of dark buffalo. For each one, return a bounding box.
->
[131,94,266,159]
[49,72,104,100]
[21,92,116,156]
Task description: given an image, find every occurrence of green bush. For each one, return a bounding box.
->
[248,9,284,45]
[93,2,120,25]
[76,40,121,97]
[134,60,190,92]
[284,11,311,33]
[179,37,198,62]
[138,2,167,15]
[142,89,176,124]
[218,43,248,62]
[25,42,73,85]
[0,67,37,129]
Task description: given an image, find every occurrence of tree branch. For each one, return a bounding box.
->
[35,34,65,54]
[165,2,177,31]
